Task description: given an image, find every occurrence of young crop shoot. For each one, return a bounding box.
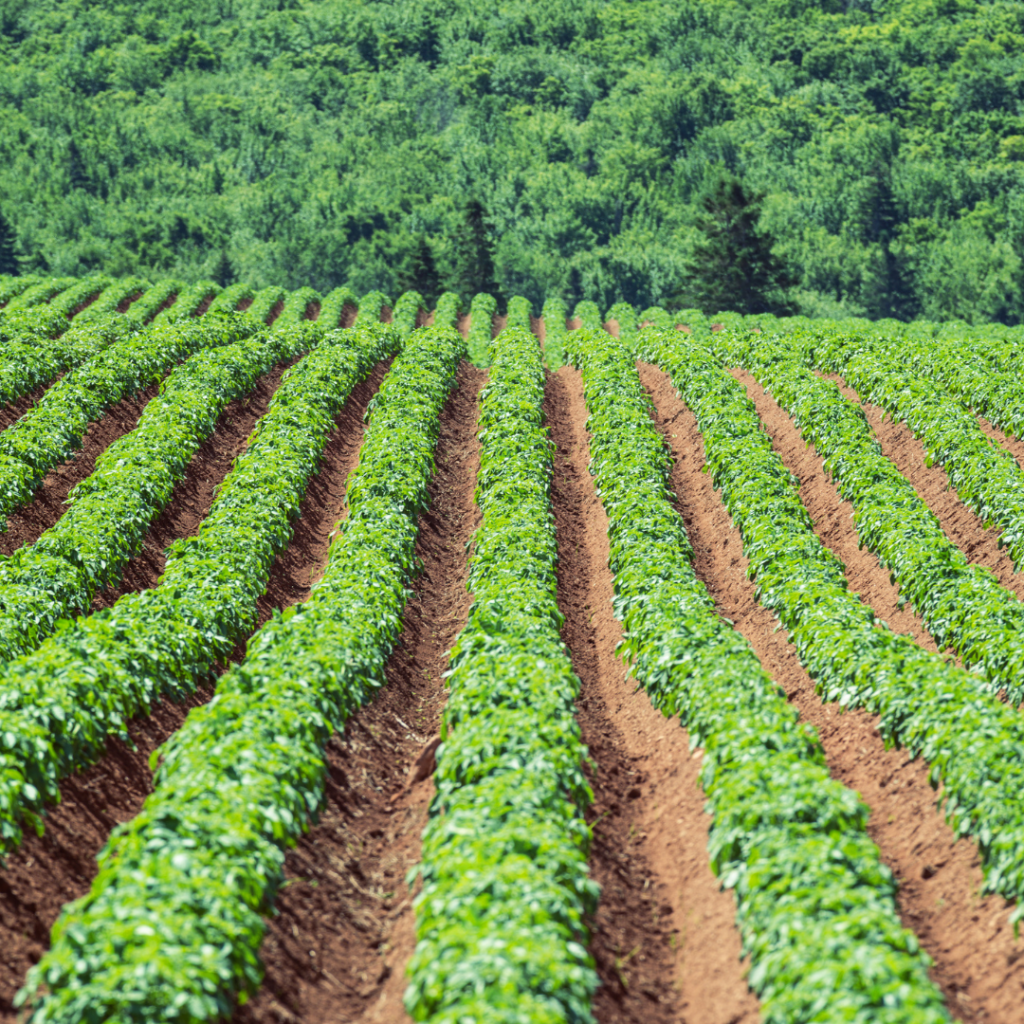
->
[18,324,465,1022]
[406,325,598,1023]
[636,328,1024,925]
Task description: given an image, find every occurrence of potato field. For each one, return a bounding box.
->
[0,275,1023,1024]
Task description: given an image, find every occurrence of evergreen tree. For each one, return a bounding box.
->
[0,209,18,277]
[451,199,499,301]
[400,235,440,306]
[210,248,233,287]
[673,168,795,315]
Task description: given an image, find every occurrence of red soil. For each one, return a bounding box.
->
[266,299,285,326]
[115,291,144,314]
[531,314,545,344]
[456,313,470,339]
[305,301,321,321]
[491,313,507,339]
[340,303,358,328]
[645,362,1024,1023]
[547,365,759,1024]
[237,362,486,1024]
[68,290,103,319]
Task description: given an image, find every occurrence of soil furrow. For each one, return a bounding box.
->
[820,371,1024,600]
[89,364,294,612]
[0,380,55,434]
[1,383,161,556]
[0,364,394,1020]
[642,362,1024,1024]
[340,303,357,328]
[546,364,759,1024]
[456,313,470,339]
[236,361,486,1024]
[976,412,1024,467]
[490,313,507,338]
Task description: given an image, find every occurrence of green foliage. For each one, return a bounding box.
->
[722,327,1024,704]
[150,280,220,325]
[318,286,358,329]
[18,323,463,1022]
[3,0,1023,321]
[407,325,597,1024]
[206,282,253,315]
[392,290,425,338]
[0,275,40,305]
[604,301,637,341]
[541,295,568,370]
[672,167,796,315]
[565,326,948,1024]
[75,275,150,322]
[0,211,18,277]
[354,290,390,327]
[467,291,497,366]
[635,327,1024,927]
[506,294,532,330]
[571,299,602,330]
[434,290,462,329]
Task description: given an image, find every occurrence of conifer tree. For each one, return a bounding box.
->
[0,209,18,277]
[452,199,499,301]
[675,167,795,315]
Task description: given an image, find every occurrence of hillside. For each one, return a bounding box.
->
[1,0,1023,322]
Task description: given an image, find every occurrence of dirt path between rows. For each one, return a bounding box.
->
[546,365,759,1024]
[820,372,1024,601]
[977,413,1024,467]
[90,364,294,612]
[237,361,486,1024]
[1,383,160,555]
[644,363,1024,1023]
[0,364,392,1019]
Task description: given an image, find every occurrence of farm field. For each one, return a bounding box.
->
[1,277,1024,1023]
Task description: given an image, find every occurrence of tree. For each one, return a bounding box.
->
[450,199,499,302]
[672,167,795,315]
[399,235,440,306]
[0,209,18,277]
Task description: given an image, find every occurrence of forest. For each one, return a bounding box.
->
[1,0,1023,323]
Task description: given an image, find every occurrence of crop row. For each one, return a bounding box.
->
[719,328,1024,705]
[541,295,568,369]
[0,316,317,666]
[466,291,496,366]
[805,331,1024,570]
[636,328,1024,918]
[150,280,220,326]
[20,323,465,1023]
[406,324,597,1023]
[566,326,947,1023]
[0,321,401,855]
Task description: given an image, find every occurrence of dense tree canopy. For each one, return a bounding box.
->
[1,0,1023,322]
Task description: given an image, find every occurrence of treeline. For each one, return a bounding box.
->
[1,0,1023,323]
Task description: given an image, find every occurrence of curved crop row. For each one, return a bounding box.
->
[392,289,424,336]
[723,329,1024,704]
[75,275,149,322]
[638,305,675,330]
[0,275,42,305]
[206,282,253,315]
[0,322,401,857]
[0,319,316,664]
[19,324,465,1024]
[354,289,389,327]
[122,278,185,328]
[150,280,220,326]
[434,290,461,329]
[571,298,601,330]
[318,285,357,327]
[636,329,1024,920]
[541,295,568,370]
[604,301,637,340]
[406,325,598,1023]
[567,327,948,1024]
[5,277,78,309]
[0,312,257,524]
[467,291,496,366]
[806,332,1024,570]
[506,294,532,330]
[246,285,287,324]
[272,286,319,327]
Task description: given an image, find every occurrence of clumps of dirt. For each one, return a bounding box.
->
[545,366,759,1024]
[643,362,1024,1024]
[490,313,507,339]
[88,367,291,613]
[2,383,160,556]
[236,362,486,1024]
[821,372,1024,603]
[0,685,213,1021]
